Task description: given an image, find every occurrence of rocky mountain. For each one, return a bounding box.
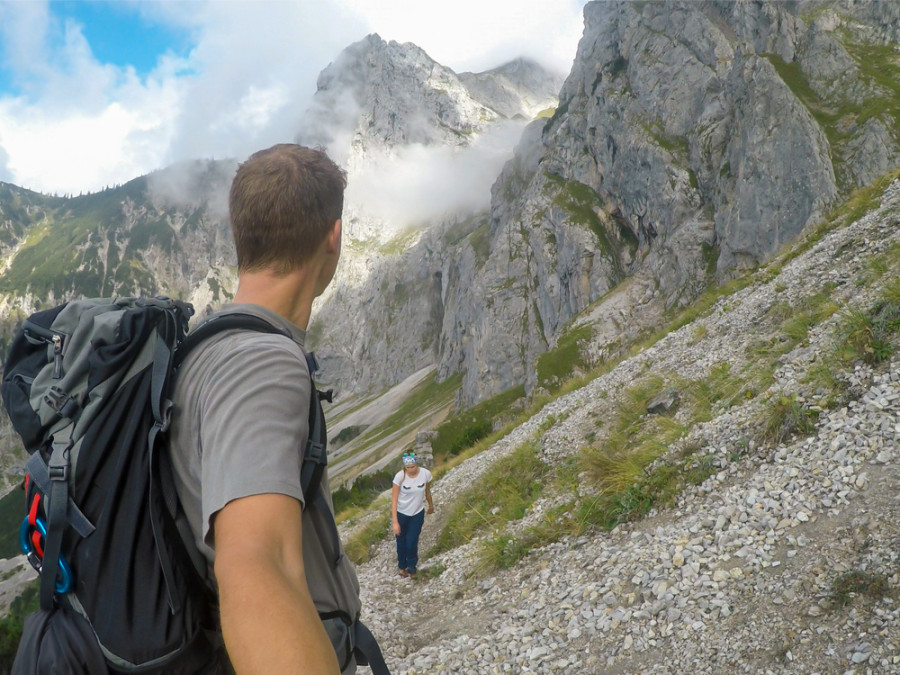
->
[431,0,900,406]
[1,2,899,485]
[300,1,900,412]
[0,34,563,488]
[349,173,900,673]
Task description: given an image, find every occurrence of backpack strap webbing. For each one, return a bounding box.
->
[353,619,390,674]
[320,611,390,675]
[40,432,73,610]
[24,453,93,538]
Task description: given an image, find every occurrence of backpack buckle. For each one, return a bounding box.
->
[307,440,326,464]
[48,463,69,482]
[43,387,80,419]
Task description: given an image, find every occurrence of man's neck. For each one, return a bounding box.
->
[232,268,317,329]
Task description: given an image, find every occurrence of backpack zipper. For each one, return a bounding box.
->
[51,334,64,379]
[23,321,68,379]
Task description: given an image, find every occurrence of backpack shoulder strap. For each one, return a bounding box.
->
[176,312,292,367]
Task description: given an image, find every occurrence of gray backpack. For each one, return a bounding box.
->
[1,297,388,674]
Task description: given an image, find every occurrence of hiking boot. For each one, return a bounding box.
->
[408,571,417,579]
[398,569,409,577]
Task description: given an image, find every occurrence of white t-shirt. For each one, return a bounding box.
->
[393,467,433,516]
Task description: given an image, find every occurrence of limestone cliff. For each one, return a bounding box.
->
[433,0,900,404]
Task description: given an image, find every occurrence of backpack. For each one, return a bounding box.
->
[1,296,388,674]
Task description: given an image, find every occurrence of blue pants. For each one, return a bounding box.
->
[396,510,425,573]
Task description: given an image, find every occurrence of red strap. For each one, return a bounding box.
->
[24,474,30,493]
[28,493,41,527]
[31,531,44,558]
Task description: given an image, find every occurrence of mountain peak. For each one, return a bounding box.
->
[299,34,498,153]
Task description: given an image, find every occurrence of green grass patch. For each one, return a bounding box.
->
[343,508,390,566]
[581,375,682,491]
[431,385,525,460]
[536,324,594,392]
[644,120,690,158]
[468,222,492,268]
[332,466,396,518]
[431,440,548,556]
[833,293,900,366]
[481,445,720,571]
[545,173,637,261]
[757,394,819,447]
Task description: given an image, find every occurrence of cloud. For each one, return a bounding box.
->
[337,0,585,75]
[0,1,586,196]
[146,158,236,220]
[151,2,367,169]
[0,143,11,183]
[345,119,528,228]
[0,1,366,195]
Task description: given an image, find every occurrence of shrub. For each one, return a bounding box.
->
[831,571,893,608]
[0,580,38,670]
[758,395,819,446]
[431,386,525,459]
[332,467,396,517]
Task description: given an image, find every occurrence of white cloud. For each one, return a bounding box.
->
[346,120,528,227]
[0,143,11,183]
[337,0,585,75]
[0,0,586,195]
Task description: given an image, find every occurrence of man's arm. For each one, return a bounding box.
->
[213,493,340,674]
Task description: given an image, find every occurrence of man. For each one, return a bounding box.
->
[169,144,367,673]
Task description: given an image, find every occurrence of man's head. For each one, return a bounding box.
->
[229,144,346,274]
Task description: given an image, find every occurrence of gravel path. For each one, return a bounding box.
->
[350,180,900,673]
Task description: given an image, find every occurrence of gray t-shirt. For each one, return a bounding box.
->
[169,303,361,662]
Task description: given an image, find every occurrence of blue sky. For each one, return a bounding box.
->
[0,0,586,195]
[51,2,189,78]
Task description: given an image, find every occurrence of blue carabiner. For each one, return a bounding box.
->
[19,515,73,594]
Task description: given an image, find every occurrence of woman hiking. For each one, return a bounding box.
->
[391,452,434,579]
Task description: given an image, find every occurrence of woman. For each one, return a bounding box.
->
[391,452,434,579]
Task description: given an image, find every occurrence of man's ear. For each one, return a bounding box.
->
[324,219,342,255]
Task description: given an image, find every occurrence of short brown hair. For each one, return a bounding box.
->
[229,144,346,273]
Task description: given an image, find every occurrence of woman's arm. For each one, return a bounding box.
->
[391,483,401,535]
[425,482,434,514]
